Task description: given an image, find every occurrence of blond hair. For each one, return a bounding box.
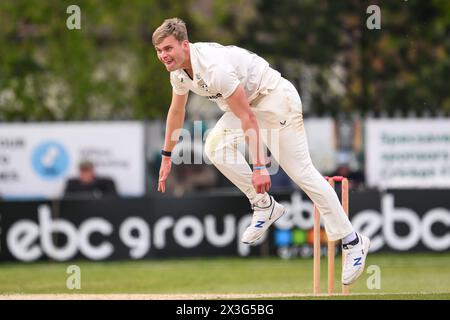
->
[152,17,188,45]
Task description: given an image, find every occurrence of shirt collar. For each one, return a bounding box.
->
[173,43,200,85]
[188,42,201,81]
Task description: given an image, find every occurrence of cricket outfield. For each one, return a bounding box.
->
[0,253,449,300]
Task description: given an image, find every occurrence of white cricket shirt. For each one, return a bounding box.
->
[170,42,281,112]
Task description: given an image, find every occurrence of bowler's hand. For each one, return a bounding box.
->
[158,156,172,193]
[252,168,271,194]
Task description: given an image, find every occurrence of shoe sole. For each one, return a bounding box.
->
[242,208,286,244]
[342,237,371,285]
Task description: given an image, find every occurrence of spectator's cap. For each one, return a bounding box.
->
[79,159,94,171]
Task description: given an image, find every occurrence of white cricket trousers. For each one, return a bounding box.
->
[204,77,353,241]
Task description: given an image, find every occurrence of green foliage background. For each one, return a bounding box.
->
[0,0,449,121]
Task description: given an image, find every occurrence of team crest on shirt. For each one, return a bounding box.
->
[197,79,210,92]
[195,75,223,100]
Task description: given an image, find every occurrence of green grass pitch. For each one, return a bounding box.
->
[0,253,449,299]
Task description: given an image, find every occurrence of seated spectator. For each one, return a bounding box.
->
[332,163,365,191]
[166,162,219,197]
[266,151,294,191]
[64,160,118,199]
[270,167,294,191]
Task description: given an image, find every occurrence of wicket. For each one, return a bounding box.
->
[313,176,350,295]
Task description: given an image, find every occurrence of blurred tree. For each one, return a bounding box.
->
[0,0,449,120]
[240,0,360,116]
[361,0,450,116]
[0,0,193,121]
[241,0,450,117]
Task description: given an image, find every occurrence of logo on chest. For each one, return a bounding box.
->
[196,76,222,100]
[198,80,209,91]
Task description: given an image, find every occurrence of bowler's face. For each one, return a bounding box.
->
[155,35,188,72]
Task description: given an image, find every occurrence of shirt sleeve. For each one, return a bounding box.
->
[208,64,240,99]
[170,73,190,95]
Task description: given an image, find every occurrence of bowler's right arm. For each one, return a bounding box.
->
[157,91,188,192]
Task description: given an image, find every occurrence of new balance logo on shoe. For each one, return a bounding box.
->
[342,234,371,285]
[353,257,362,266]
[255,221,265,228]
[241,196,286,244]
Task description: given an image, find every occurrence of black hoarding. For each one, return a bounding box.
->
[0,190,449,262]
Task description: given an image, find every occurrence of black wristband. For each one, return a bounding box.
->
[161,150,172,157]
